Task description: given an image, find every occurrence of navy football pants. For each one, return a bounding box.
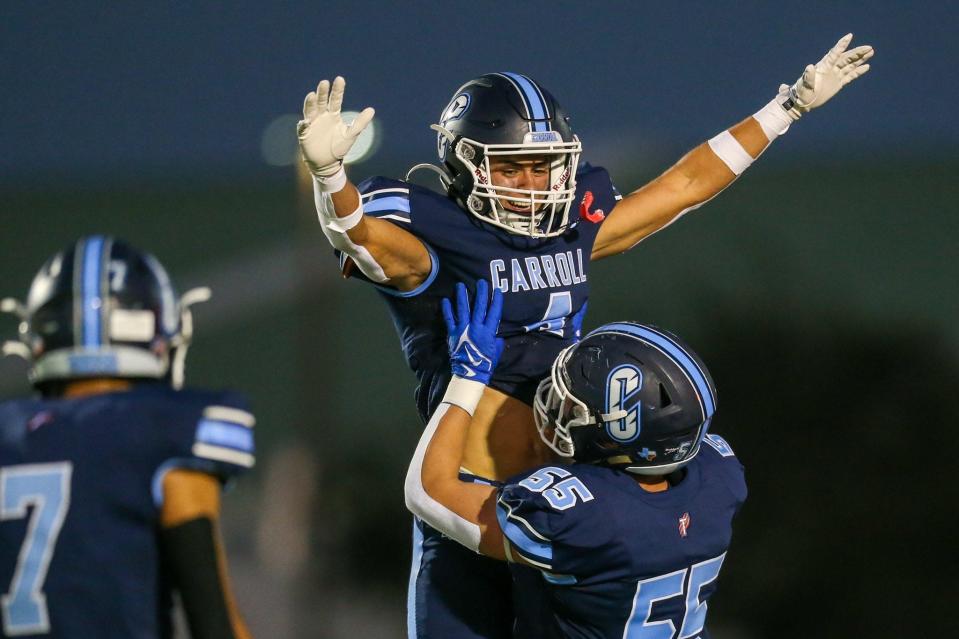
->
[408,518,514,639]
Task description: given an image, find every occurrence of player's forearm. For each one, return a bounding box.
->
[667,116,769,200]
[421,403,472,494]
[161,517,252,639]
[405,375,504,550]
[313,170,431,288]
[593,35,873,260]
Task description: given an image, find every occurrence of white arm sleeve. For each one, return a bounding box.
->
[404,402,483,553]
[313,179,389,283]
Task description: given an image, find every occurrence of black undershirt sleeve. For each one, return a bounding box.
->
[160,517,238,639]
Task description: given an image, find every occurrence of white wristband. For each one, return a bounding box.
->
[753,97,794,141]
[442,376,486,416]
[707,131,754,176]
[314,166,347,193]
[324,200,364,233]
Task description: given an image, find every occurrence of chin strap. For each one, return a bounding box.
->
[169,287,211,390]
[404,124,456,193]
[405,162,452,192]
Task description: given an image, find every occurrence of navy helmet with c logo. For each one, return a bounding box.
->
[533,321,718,475]
[416,72,582,238]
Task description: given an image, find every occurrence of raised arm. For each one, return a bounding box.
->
[404,281,510,559]
[298,77,431,291]
[591,33,874,260]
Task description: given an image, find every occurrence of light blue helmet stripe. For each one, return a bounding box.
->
[593,323,716,416]
[81,236,105,347]
[500,72,550,132]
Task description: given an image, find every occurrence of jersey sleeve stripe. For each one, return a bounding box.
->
[202,405,255,428]
[373,243,439,298]
[376,214,412,224]
[363,196,411,216]
[361,187,410,200]
[496,501,553,567]
[195,419,254,453]
[191,443,255,468]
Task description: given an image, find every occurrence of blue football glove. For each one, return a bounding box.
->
[442,280,505,385]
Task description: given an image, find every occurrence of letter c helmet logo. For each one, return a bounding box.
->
[443,93,471,123]
[605,365,642,443]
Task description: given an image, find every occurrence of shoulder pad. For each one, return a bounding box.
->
[496,465,596,569]
[577,163,621,200]
[156,388,256,479]
[497,483,556,570]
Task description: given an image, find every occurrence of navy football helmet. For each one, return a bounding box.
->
[410,72,582,238]
[533,322,717,475]
[1,236,209,389]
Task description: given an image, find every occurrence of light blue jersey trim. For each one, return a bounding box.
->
[496,504,553,565]
[196,419,254,453]
[373,243,439,298]
[407,519,425,638]
[81,236,105,347]
[150,457,219,508]
[364,196,411,216]
[542,572,578,585]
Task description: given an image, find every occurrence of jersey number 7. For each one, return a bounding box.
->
[1,462,72,636]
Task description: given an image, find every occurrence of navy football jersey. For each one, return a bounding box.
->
[0,385,255,638]
[340,164,620,422]
[496,434,746,639]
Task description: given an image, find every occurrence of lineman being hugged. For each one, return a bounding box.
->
[298,34,871,638]
[405,281,746,639]
[0,237,254,639]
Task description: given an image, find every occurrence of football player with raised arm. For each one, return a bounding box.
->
[298,34,869,638]
[0,237,253,639]
[405,281,745,638]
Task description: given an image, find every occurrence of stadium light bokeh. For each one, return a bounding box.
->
[261,112,380,167]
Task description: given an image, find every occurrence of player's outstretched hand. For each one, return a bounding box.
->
[297,76,375,177]
[782,33,874,119]
[442,281,505,385]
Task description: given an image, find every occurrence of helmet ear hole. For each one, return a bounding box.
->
[659,383,673,407]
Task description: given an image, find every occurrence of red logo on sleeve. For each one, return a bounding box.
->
[579,191,605,223]
[678,512,691,538]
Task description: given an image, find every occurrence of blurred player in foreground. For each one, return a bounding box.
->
[0,236,254,639]
[301,33,867,638]
[405,281,745,638]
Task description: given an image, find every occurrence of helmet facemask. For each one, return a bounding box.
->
[436,126,582,238]
[533,345,594,457]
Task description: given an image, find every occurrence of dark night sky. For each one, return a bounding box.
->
[2,1,955,184]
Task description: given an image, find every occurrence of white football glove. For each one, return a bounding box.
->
[298,76,375,177]
[780,33,874,120]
